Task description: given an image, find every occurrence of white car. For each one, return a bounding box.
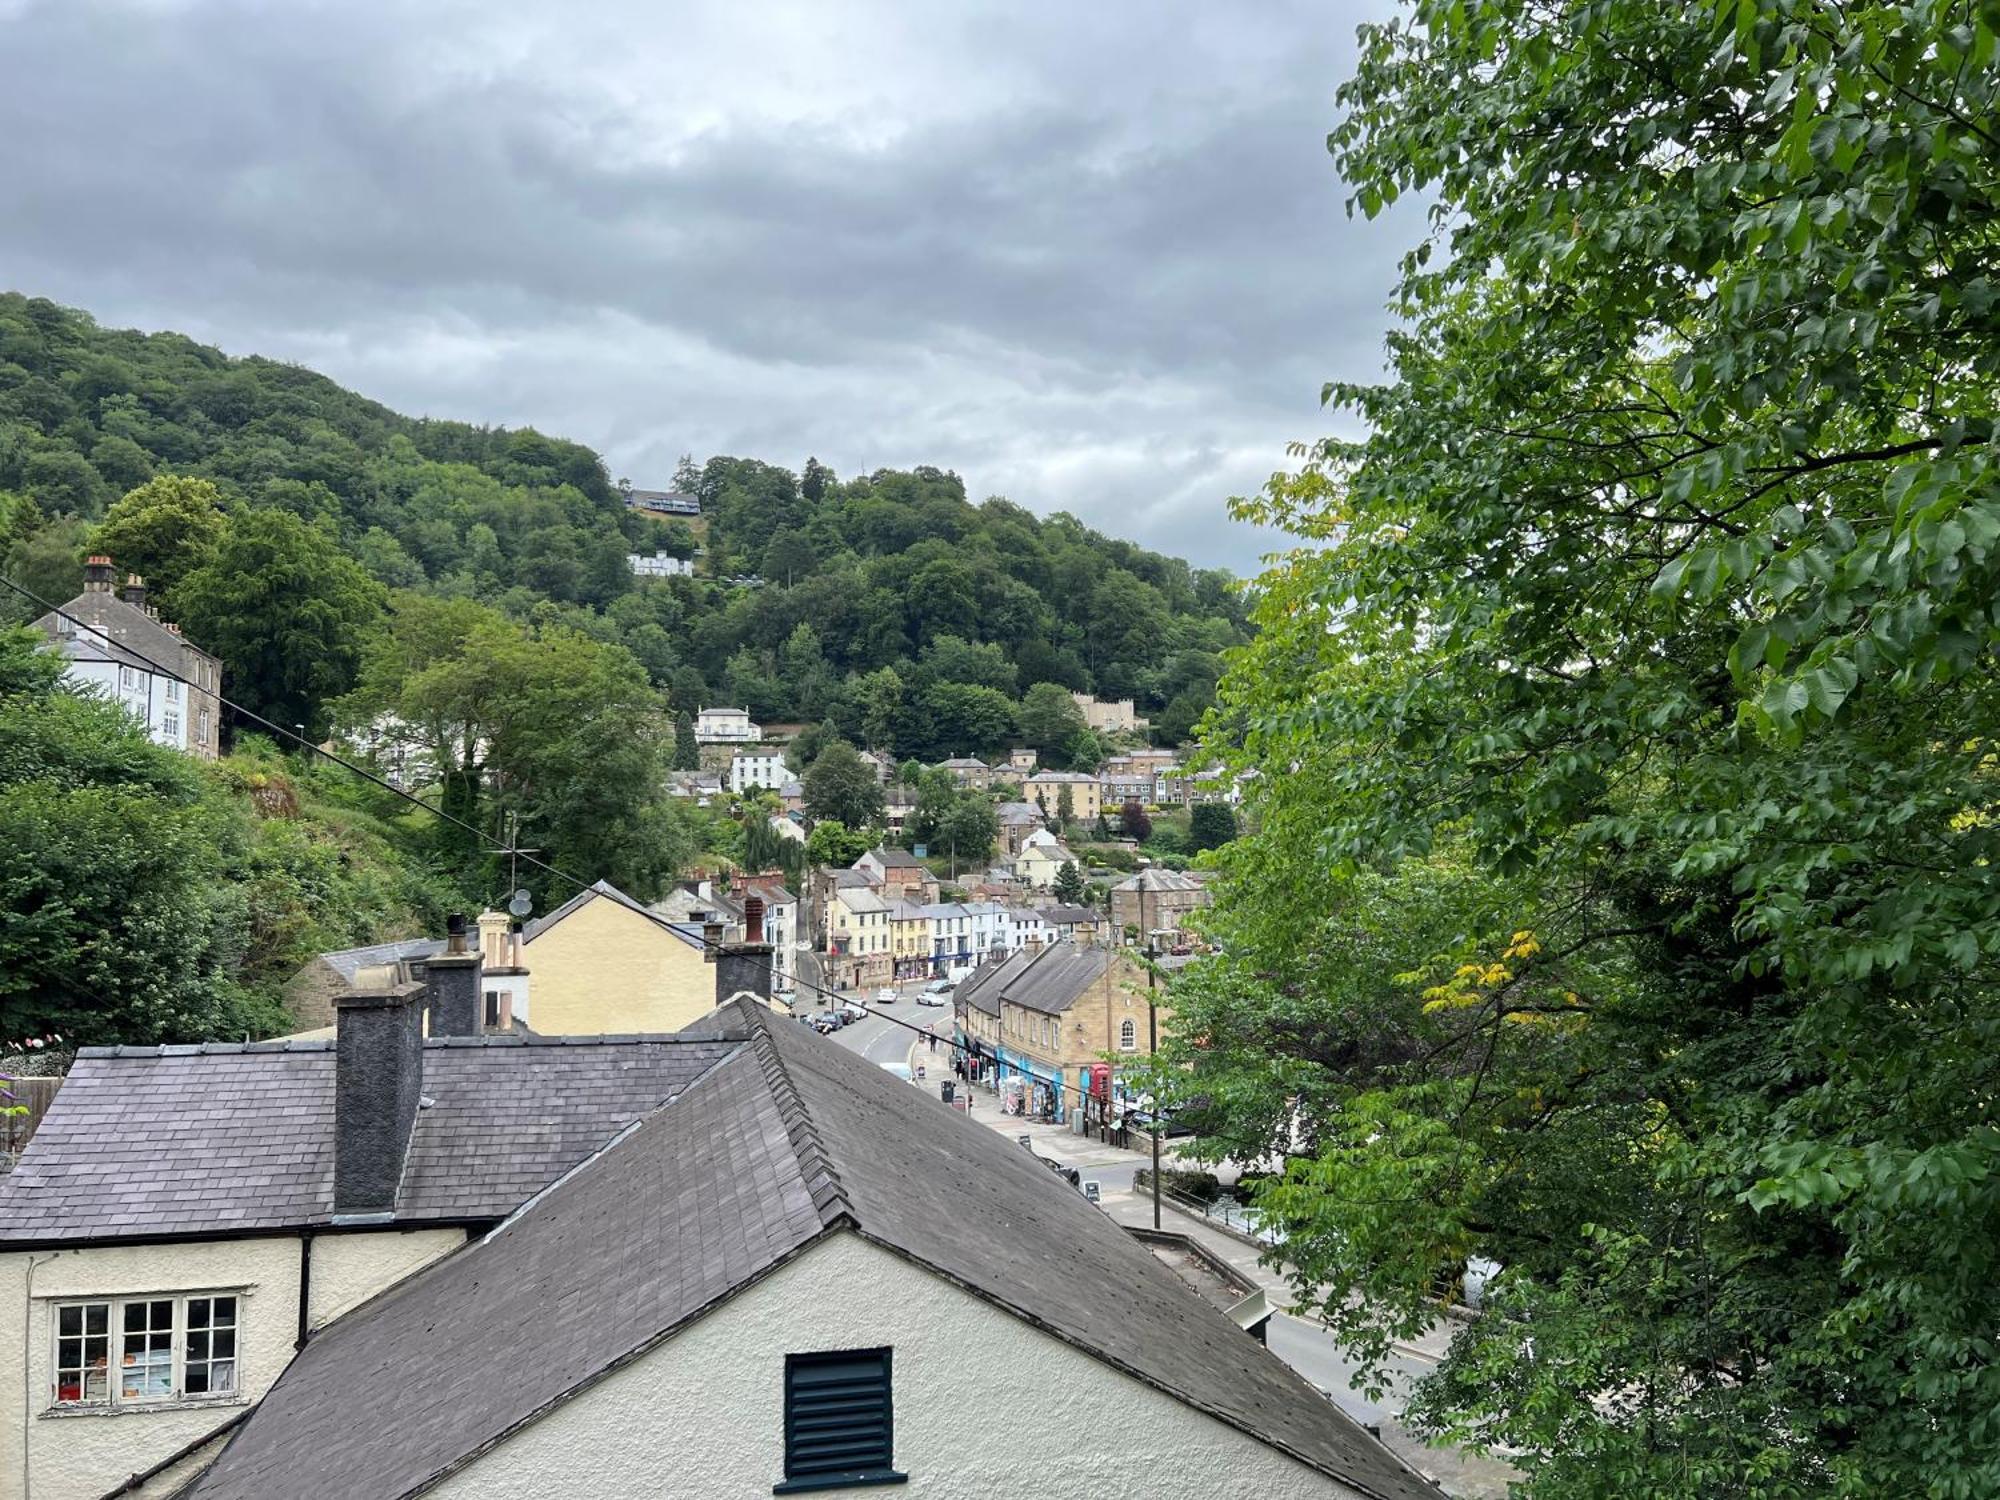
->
[874,988,897,1004]
[916,987,949,1008]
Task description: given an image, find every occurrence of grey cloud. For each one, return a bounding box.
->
[0,0,1405,574]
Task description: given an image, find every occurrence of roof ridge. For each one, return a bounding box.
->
[743,1009,853,1228]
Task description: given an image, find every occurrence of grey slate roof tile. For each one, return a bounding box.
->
[0,1038,734,1243]
[182,1004,1436,1500]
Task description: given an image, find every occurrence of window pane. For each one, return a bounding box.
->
[209,1360,236,1395]
[124,1303,146,1333]
[189,1299,210,1330]
[85,1306,106,1336]
[58,1306,80,1338]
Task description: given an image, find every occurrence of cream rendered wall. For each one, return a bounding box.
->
[524,896,714,1034]
[429,1231,1363,1500]
[0,1228,461,1500]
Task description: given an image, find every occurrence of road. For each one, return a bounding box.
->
[805,969,1515,1496]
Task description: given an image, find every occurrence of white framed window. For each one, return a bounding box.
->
[165,678,180,703]
[1119,1019,1138,1052]
[198,709,211,743]
[162,710,181,741]
[118,665,138,692]
[51,1293,240,1410]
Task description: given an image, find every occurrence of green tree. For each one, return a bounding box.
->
[853,665,904,751]
[176,509,385,738]
[1052,860,1085,905]
[805,817,869,869]
[1185,5,2000,1496]
[1017,681,1087,764]
[1186,804,1235,853]
[802,740,886,829]
[89,475,226,606]
[0,629,278,1044]
[938,797,998,865]
[673,709,699,771]
[1055,782,1074,829]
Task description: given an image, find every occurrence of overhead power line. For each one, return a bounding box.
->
[0,570,1164,1111]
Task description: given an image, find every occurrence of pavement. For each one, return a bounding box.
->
[817,975,1518,1498]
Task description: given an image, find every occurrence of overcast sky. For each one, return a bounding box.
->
[0,0,1406,575]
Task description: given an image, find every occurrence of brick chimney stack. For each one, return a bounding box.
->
[119,574,147,608]
[82,556,115,593]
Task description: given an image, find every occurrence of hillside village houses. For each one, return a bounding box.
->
[953,940,1158,1125]
[0,960,1431,1500]
[654,872,798,994]
[1024,769,1102,823]
[625,548,695,577]
[996,800,1049,857]
[1013,826,1082,891]
[693,705,760,743]
[34,555,222,760]
[727,748,789,794]
[1110,866,1213,944]
[937,756,996,791]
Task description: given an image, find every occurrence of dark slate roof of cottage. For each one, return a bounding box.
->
[0,1036,735,1245]
[866,845,927,868]
[1040,903,1098,925]
[184,1002,1435,1500]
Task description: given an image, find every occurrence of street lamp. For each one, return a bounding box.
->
[1146,940,1161,1231]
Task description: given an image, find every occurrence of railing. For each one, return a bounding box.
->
[1160,1187,1279,1246]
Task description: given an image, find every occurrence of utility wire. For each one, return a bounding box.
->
[0,571,1159,1113]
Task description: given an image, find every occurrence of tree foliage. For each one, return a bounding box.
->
[1051,859,1085,905]
[89,474,226,607]
[801,740,886,829]
[1182,4,2000,1496]
[0,294,1244,756]
[176,508,385,738]
[0,630,462,1045]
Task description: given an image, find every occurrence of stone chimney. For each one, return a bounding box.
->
[425,913,484,1037]
[119,574,147,608]
[82,555,115,593]
[333,978,427,1218]
[712,896,774,1008]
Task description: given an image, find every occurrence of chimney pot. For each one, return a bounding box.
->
[119,573,147,608]
[744,894,766,944]
[82,556,116,593]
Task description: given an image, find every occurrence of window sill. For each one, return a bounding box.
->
[774,1472,907,1494]
[41,1396,248,1420]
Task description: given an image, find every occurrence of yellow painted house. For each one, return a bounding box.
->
[521,880,718,1033]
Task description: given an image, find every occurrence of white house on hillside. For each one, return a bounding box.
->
[695,706,761,743]
[728,750,789,794]
[35,556,222,760]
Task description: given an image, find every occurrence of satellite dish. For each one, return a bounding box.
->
[507,888,533,919]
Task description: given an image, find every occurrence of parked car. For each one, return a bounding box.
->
[806,1011,841,1034]
[841,1000,869,1023]
[874,987,897,1004]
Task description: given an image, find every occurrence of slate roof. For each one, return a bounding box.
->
[523,878,703,950]
[0,1036,735,1245]
[1112,867,1205,893]
[183,1002,1435,1500]
[953,941,1119,1017]
[313,936,447,983]
[866,845,927,868]
[996,800,1045,823]
[1040,904,1097,925]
